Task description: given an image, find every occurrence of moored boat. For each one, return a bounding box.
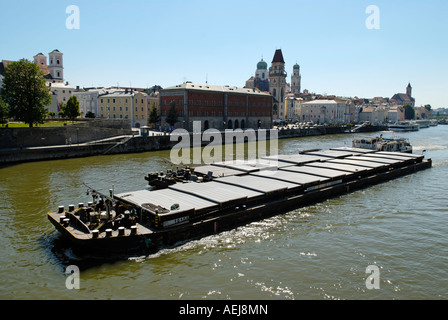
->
[389,121,419,132]
[352,136,413,153]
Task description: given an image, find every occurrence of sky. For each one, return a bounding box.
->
[1,0,447,108]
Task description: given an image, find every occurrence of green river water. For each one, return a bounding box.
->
[1,126,447,300]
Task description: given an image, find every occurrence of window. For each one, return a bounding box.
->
[101,99,103,103]
[141,115,144,119]
[113,99,116,103]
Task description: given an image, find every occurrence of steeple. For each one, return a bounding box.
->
[406,83,412,97]
[272,49,285,63]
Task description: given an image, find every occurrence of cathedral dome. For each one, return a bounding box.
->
[257,59,268,70]
[293,63,300,70]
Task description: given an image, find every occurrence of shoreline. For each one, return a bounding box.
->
[0,125,388,165]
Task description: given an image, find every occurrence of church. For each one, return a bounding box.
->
[390,83,415,108]
[245,49,301,119]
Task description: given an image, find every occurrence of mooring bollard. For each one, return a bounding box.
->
[91,230,99,239]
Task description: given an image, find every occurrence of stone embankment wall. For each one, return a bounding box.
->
[0,119,133,149]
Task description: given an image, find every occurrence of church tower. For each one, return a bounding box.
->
[269,49,287,118]
[48,49,64,81]
[406,83,412,98]
[291,63,301,95]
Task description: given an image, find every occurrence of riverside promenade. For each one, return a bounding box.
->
[0,124,388,165]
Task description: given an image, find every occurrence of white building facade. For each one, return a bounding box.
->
[73,88,106,117]
[297,99,349,124]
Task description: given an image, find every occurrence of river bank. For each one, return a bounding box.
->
[0,124,388,165]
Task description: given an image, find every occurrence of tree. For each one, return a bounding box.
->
[403,104,415,120]
[148,103,160,127]
[62,96,80,122]
[165,101,178,127]
[1,59,52,127]
[85,111,96,118]
[0,96,9,125]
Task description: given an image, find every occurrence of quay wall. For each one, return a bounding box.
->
[0,119,133,149]
[0,125,388,165]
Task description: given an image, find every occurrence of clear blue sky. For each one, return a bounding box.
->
[1,0,447,107]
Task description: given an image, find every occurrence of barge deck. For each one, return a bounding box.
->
[48,148,432,253]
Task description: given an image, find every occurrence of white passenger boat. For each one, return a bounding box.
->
[389,121,419,132]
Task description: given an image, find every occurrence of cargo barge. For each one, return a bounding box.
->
[48,147,432,253]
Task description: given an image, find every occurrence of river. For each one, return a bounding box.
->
[0,125,447,300]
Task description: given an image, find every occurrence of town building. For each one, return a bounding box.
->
[357,106,389,124]
[269,49,287,120]
[291,63,301,95]
[97,89,149,128]
[245,58,270,92]
[295,99,349,124]
[73,87,107,117]
[245,49,302,121]
[159,82,273,131]
[414,106,432,119]
[388,106,405,123]
[390,83,415,107]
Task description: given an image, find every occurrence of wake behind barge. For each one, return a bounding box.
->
[48,147,432,253]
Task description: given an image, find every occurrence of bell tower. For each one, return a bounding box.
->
[269,50,287,102]
[291,63,301,95]
[406,83,412,98]
[48,49,64,81]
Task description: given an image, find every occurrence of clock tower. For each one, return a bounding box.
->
[269,49,287,119]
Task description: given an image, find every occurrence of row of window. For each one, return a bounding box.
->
[100,106,146,112]
[100,114,145,119]
[100,98,145,104]
[160,111,268,117]
[162,100,269,108]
